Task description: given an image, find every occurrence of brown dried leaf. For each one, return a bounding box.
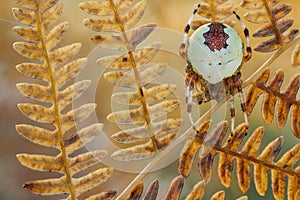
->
[215,4,237,21]
[126,182,144,200]
[283,29,299,44]
[271,169,285,200]
[45,22,69,51]
[79,0,133,16]
[16,124,59,148]
[73,168,114,197]
[39,0,60,14]
[241,0,268,9]
[210,191,225,200]
[245,85,263,115]
[128,23,157,51]
[244,9,268,24]
[237,127,264,193]
[236,196,248,200]
[107,100,179,124]
[49,43,82,66]
[41,2,63,30]
[86,190,117,200]
[276,75,300,129]
[112,84,176,105]
[273,4,292,21]
[191,20,211,30]
[60,104,97,133]
[23,176,68,195]
[83,0,146,32]
[64,123,103,155]
[197,5,211,19]
[111,140,156,161]
[58,80,91,111]
[272,144,300,200]
[69,150,107,176]
[218,123,248,187]
[13,26,39,42]
[12,7,36,26]
[111,118,182,144]
[287,166,300,200]
[178,120,212,178]
[16,0,37,10]
[156,132,177,150]
[15,63,48,81]
[18,103,55,123]
[253,18,294,38]
[253,37,281,52]
[163,176,184,200]
[291,105,300,138]
[17,154,63,173]
[277,142,300,168]
[103,63,167,88]
[17,83,52,103]
[98,43,160,69]
[291,44,300,67]
[262,70,284,124]
[143,180,159,200]
[54,58,87,88]
[91,23,156,51]
[254,137,284,196]
[185,181,205,200]
[202,0,227,5]
[13,42,43,60]
[199,121,228,182]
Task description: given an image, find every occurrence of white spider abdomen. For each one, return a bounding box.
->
[187,22,244,84]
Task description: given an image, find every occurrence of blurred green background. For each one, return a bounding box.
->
[0,0,299,199]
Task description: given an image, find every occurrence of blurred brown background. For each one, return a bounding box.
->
[0,0,299,199]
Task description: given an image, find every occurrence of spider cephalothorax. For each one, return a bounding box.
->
[180,4,252,132]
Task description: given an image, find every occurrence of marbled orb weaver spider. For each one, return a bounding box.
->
[179,4,252,133]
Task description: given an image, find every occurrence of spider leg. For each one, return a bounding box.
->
[233,11,252,62]
[186,72,199,132]
[228,80,236,133]
[236,72,249,129]
[186,85,195,129]
[225,76,236,133]
[179,4,200,59]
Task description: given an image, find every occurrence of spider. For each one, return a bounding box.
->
[179,4,252,133]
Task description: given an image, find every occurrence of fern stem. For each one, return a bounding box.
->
[263,0,284,46]
[250,80,300,105]
[108,0,159,150]
[210,139,300,178]
[35,1,76,199]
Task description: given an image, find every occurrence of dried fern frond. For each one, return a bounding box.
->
[124,177,247,200]
[191,0,238,30]
[13,0,113,199]
[241,0,299,52]
[178,120,300,199]
[246,69,300,138]
[81,0,181,161]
